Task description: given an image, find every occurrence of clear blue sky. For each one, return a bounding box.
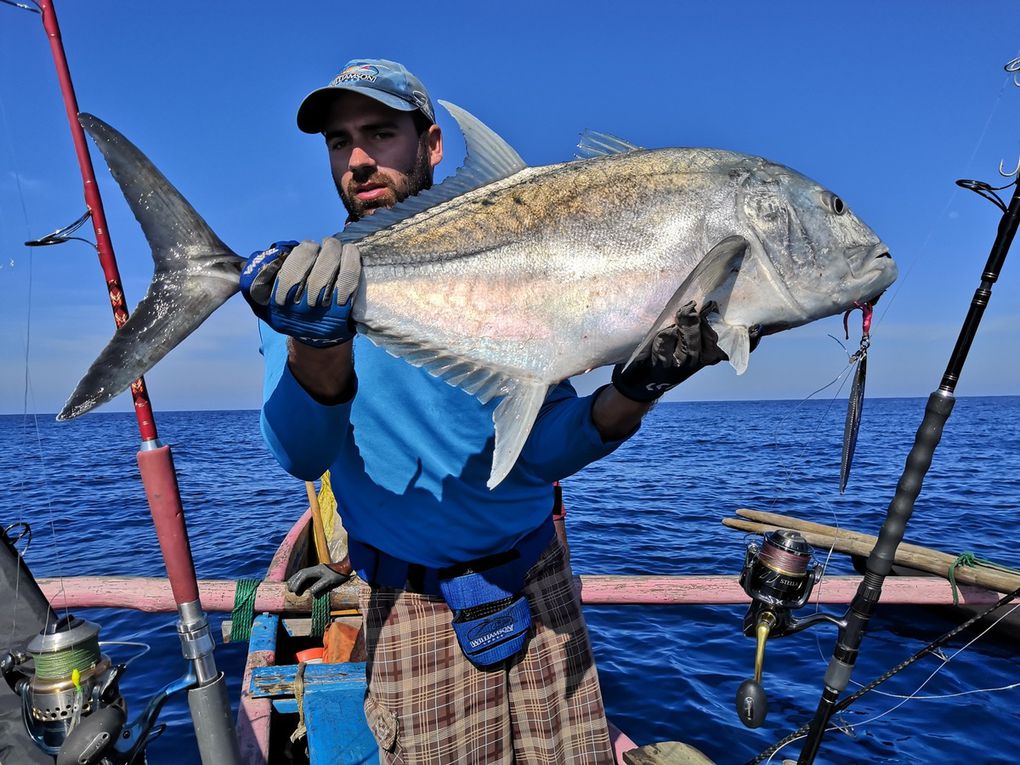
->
[1,1,1019,416]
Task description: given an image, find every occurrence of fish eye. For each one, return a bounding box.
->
[828,194,847,215]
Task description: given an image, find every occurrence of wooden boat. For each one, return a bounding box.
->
[233,507,651,765]
[232,502,726,765]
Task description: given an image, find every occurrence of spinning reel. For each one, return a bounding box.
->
[2,613,194,765]
[735,529,843,728]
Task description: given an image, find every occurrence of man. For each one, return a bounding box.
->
[241,58,724,764]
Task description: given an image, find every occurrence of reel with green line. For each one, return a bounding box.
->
[2,614,127,757]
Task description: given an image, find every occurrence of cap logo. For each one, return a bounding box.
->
[411,90,434,120]
[333,64,379,84]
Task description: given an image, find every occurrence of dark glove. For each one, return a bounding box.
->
[612,301,728,403]
[286,563,354,598]
[240,237,361,347]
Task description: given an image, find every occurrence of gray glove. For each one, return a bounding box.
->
[612,301,729,402]
[287,563,354,598]
[240,237,362,347]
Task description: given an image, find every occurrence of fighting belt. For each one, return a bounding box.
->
[349,517,554,668]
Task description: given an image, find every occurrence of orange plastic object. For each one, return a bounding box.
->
[295,647,325,664]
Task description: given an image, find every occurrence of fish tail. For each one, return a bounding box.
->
[58,114,244,420]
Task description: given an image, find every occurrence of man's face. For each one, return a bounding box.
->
[323,91,443,220]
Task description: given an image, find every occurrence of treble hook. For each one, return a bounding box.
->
[1007,56,1020,88]
[998,155,1020,178]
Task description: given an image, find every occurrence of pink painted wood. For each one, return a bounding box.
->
[38,574,1002,612]
[608,720,639,762]
[236,509,311,765]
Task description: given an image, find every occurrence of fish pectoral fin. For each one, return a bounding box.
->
[358,328,547,489]
[489,380,550,490]
[575,130,643,159]
[624,235,749,370]
[707,316,751,375]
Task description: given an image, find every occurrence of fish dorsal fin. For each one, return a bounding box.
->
[576,130,642,159]
[340,101,527,243]
[361,328,546,489]
[624,235,749,373]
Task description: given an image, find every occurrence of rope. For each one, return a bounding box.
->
[311,592,331,638]
[948,552,1020,606]
[289,661,308,745]
[230,578,261,642]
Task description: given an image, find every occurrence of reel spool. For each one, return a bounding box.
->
[3,614,125,757]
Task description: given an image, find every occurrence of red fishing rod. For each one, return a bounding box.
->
[6,1,241,761]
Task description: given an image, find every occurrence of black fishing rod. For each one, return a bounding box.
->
[795,64,1020,764]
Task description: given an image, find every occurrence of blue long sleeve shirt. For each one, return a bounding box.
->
[259,323,633,568]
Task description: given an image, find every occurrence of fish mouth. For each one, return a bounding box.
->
[849,244,895,284]
[855,246,896,304]
[849,244,892,275]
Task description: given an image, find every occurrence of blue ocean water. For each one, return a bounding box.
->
[2,397,1018,764]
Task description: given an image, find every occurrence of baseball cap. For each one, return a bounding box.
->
[296,58,436,134]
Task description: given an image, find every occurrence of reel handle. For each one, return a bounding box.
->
[736,610,776,728]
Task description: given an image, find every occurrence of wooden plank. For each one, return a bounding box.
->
[237,613,278,765]
[304,671,378,764]
[623,741,716,764]
[38,573,1002,612]
[266,508,312,582]
[249,662,367,699]
[38,576,360,613]
[723,509,1020,594]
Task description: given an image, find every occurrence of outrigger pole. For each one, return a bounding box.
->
[31,2,241,761]
[796,73,1020,763]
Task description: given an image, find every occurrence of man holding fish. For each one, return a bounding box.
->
[241,59,726,764]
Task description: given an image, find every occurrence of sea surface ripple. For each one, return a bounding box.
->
[2,397,1018,764]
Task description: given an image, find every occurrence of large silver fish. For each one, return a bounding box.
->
[62,102,897,488]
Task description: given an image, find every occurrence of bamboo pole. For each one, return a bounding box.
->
[37,574,1001,614]
[723,509,1020,594]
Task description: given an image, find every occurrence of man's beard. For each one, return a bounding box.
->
[337,137,433,222]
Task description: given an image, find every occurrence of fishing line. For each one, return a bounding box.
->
[0,82,73,632]
[827,601,1020,732]
[869,54,1020,337]
[99,640,151,667]
[748,588,1020,764]
[846,601,1020,703]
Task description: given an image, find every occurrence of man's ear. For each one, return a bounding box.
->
[426,124,443,168]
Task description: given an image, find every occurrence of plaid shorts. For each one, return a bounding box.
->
[358,538,614,764]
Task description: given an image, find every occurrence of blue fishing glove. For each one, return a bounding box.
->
[240,237,362,347]
[612,301,729,403]
[287,562,354,598]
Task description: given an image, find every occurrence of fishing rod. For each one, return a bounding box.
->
[793,59,1020,764]
[1,1,241,762]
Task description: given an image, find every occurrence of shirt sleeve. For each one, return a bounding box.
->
[516,380,637,483]
[258,322,352,481]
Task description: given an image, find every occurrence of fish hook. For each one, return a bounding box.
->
[998,155,1020,179]
[842,302,873,351]
[1006,55,1020,88]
